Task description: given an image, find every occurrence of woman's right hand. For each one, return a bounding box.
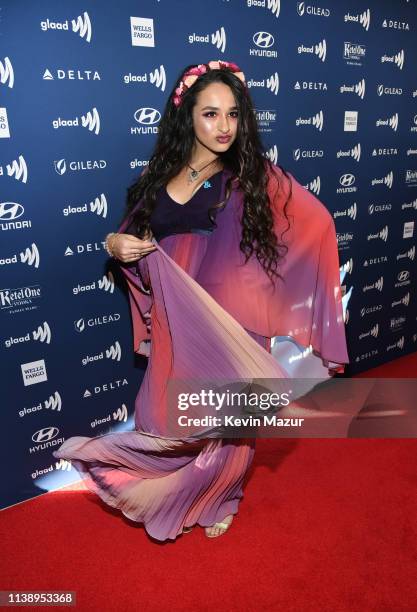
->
[109,233,157,263]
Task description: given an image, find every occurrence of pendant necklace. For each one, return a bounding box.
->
[186,157,219,184]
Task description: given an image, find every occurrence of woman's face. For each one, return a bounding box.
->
[191,82,239,154]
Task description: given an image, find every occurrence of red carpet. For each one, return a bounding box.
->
[1,353,416,611]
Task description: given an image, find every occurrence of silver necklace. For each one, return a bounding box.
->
[186,157,219,183]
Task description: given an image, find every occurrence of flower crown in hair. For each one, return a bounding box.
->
[172,60,246,108]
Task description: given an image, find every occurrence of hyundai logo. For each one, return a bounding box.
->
[253,31,274,48]
[0,202,24,220]
[134,107,161,125]
[340,173,355,187]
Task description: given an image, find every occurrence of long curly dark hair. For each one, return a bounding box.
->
[121,63,292,282]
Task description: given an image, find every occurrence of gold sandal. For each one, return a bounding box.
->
[205,515,234,538]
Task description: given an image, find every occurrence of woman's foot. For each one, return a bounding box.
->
[205,514,234,538]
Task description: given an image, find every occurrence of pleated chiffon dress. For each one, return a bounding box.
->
[53,170,278,541]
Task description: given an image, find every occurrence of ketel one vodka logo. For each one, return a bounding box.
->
[63,193,108,218]
[376,112,398,131]
[0,243,40,268]
[52,107,100,134]
[296,111,324,131]
[0,201,31,231]
[40,12,92,43]
[188,27,227,53]
[340,78,365,99]
[4,321,51,348]
[73,272,115,296]
[124,65,166,91]
[1,155,28,182]
[344,9,371,31]
[0,57,14,88]
[297,38,326,61]
[381,49,405,70]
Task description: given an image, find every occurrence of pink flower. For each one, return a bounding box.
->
[234,71,245,83]
[208,60,221,70]
[183,74,198,88]
[173,95,181,107]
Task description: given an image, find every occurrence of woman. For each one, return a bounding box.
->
[53,60,349,541]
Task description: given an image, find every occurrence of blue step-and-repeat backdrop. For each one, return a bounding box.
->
[1,0,416,509]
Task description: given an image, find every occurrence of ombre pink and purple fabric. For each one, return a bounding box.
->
[53,164,349,541]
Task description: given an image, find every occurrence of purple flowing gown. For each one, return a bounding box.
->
[53,164,349,541]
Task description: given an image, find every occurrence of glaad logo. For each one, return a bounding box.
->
[392,292,410,308]
[0,201,32,231]
[344,10,371,31]
[21,359,47,386]
[293,148,324,161]
[386,336,405,353]
[265,145,278,164]
[367,225,389,242]
[1,155,28,182]
[0,243,40,268]
[4,321,51,348]
[340,79,365,99]
[297,3,330,17]
[337,143,361,161]
[40,12,92,42]
[52,107,100,135]
[250,32,277,57]
[359,323,379,340]
[0,57,14,88]
[303,176,321,195]
[73,272,115,295]
[246,0,281,18]
[371,171,393,189]
[401,198,417,211]
[43,68,101,81]
[344,42,366,63]
[0,107,11,138]
[382,19,409,31]
[19,391,62,418]
[297,39,326,61]
[381,49,405,70]
[54,158,107,175]
[334,202,357,220]
[130,17,155,47]
[396,246,415,261]
[63,193,108,218]
[82,341,122,366]
[130,158,149,170]
[362,276,384,292]
[376,113,398,131]
[188,27,227,53]
[368,202,392,214]
[295,111,324,131]
[90,404,129,429]
[406,148,417,157]
[124,65,166,91]
[247,73,279,95]
[74,313,121,332]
